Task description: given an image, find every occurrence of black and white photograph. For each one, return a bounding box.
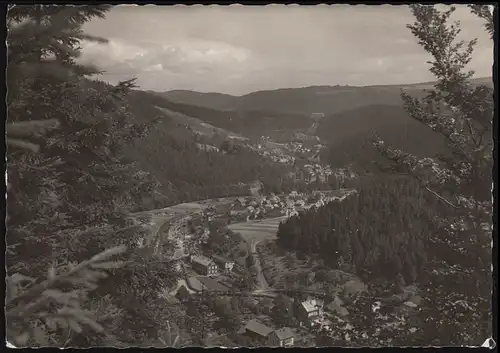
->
[5,3,495,348]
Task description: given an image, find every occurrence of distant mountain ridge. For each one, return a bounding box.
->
[131,77,491,178]
[155,77,492,116]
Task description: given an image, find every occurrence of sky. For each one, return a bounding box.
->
[80,4,493,95]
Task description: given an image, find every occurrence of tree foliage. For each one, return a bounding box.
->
[6,5,178,347]
[372,5,493,345]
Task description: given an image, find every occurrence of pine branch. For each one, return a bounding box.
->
[7,138,40,152]
[6,245,127,308]
[7,119,60,137]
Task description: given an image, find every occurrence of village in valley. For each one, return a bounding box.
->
[126,126,425,347]
[129,189,341,346]
[131,185,422,347]
[6,3,493,349]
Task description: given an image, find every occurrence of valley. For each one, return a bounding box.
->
[7,4,493,349]
[121,76,492,347]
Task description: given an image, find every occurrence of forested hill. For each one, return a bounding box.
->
[276,175,489,286]
[127,91,451,181]
[158,77,492,116]
[318,105,450,171]
[140,90,311,140]
[120,89,299,210]
[276,176,438,284]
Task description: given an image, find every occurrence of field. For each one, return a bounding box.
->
[227,216,287,250]
[155,106,245,140]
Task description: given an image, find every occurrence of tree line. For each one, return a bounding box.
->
[276,176,438,284]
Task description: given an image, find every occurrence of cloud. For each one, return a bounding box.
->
[81,4,493,94]
[79,37,253,86]
[144,63,163,72]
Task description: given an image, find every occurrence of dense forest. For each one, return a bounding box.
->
[277,176,445,284]
[123,117,298,208]
[5,5,182,347]
[319,105,451,172]
[161,84,426,116]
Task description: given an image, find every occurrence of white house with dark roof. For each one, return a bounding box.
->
[296,298,324,325]
[190,255,218,276]
[267,327,295,347]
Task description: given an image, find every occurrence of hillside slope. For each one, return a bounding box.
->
[121,90,296,209]
[142,90,311,140]
[317,104,450,170]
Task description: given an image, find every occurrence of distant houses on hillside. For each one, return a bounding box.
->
[311,112,325,121]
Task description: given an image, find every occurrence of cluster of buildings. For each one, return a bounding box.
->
[195,143,220,153]
[240,295,350,346]
[294,296,351,333]
[283,190,348,217]
[231,195,286,220]
[228,190,347,221]
[286,141,314,155]
[300,163,334,184]
[256,143,296,165]
[332,166,357,186]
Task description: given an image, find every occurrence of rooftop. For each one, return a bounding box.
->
[212,254,234,264]
[191,255,214,267]
[301,299,322,313]
[273,327,294,340]
[244,320,273,337]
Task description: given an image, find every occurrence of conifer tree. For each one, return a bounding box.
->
[6,4,170,347]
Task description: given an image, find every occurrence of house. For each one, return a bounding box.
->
[191,255,218,276]
[296,298,323,325]
[249,200,259,207]
[243,320,274,343]
[315,200,324,208]
[212,255,235,272]
[268,327,295,347]
[294,199,305,207]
